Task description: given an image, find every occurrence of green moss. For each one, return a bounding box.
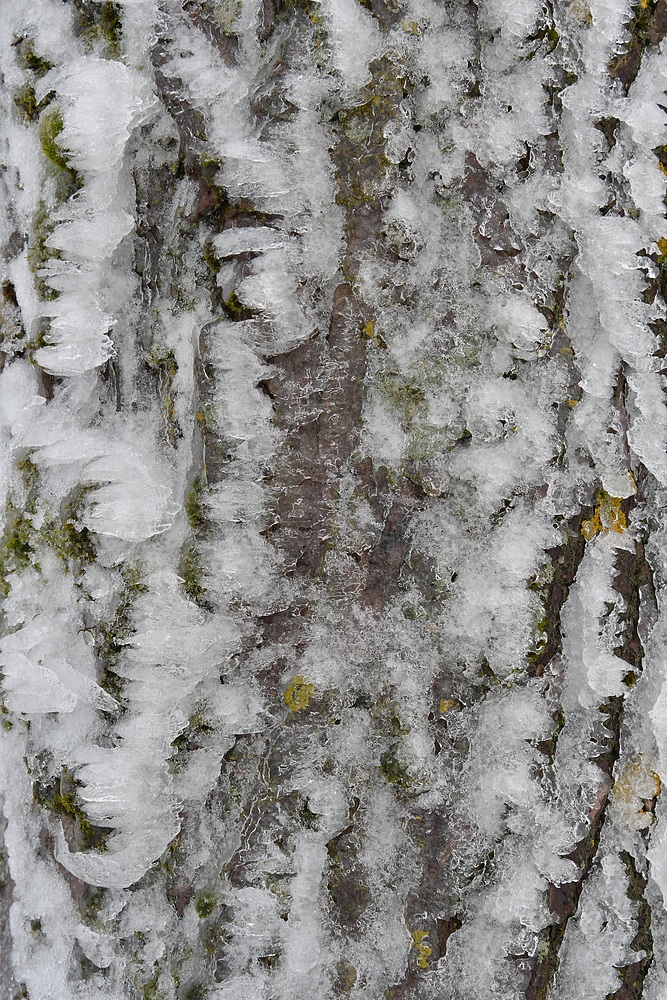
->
[41,485,97,571]
[476,659,500,689]
[170,709,214,773]
[146,350,182,447]
[0,503,37,596]
[334,958,357,994]
[527,616,549,669]
[0,456,42,592]
[379,744,412,789]
[98,2,122,57]
[617,849,653,993]
[17,40,53,78]
[182,985,207,1000]
[185,477,207,531]
[124,564,147,594]
[202,240,220,275]
[13,85,52,125]
[196,404,218,435]
[95,565,148,703]
[37,107,81,200]
[141,975,160,1000]
[526,16,559,56]
[38,108,68,170]
[194,889,216,919]
[27,201,60,301]
[332,74,395,210]
[142,974,166,1000]
[222,291,256,322]
[42,517,95,570]
[368,690,410,741]
[81,886,106,921]
[33,767,109,852]
[178,544,213,611]
[75,0,123,58]
[0,468,96,581]
[17,456,39,491]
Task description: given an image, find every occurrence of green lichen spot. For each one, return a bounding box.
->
[379,371,426,429]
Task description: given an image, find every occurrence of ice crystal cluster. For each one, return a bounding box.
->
[1,0,667,997]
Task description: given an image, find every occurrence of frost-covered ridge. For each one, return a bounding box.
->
[1,0,667,998]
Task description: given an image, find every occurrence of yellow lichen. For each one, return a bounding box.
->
[613,755,661,830]
[284,675,315,712]
[439,698,455,715]
[581,490,626,540]
[411,929,432,969]
[362,319,376,339]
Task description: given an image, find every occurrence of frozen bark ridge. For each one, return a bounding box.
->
[34,58,156,376]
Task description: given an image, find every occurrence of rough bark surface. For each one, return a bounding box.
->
[1,1,667,999]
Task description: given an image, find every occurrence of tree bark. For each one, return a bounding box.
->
[1,1,667,998]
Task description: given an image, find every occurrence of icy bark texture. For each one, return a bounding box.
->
[1,0,667,997]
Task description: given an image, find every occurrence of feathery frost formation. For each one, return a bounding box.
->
[1,0,667,997]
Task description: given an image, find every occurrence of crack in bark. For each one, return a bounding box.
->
[609,0,667,91]
[607,850,654,1000]
[529,510,589,678]
[527,459,653,998]
[526,745,616,1000]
